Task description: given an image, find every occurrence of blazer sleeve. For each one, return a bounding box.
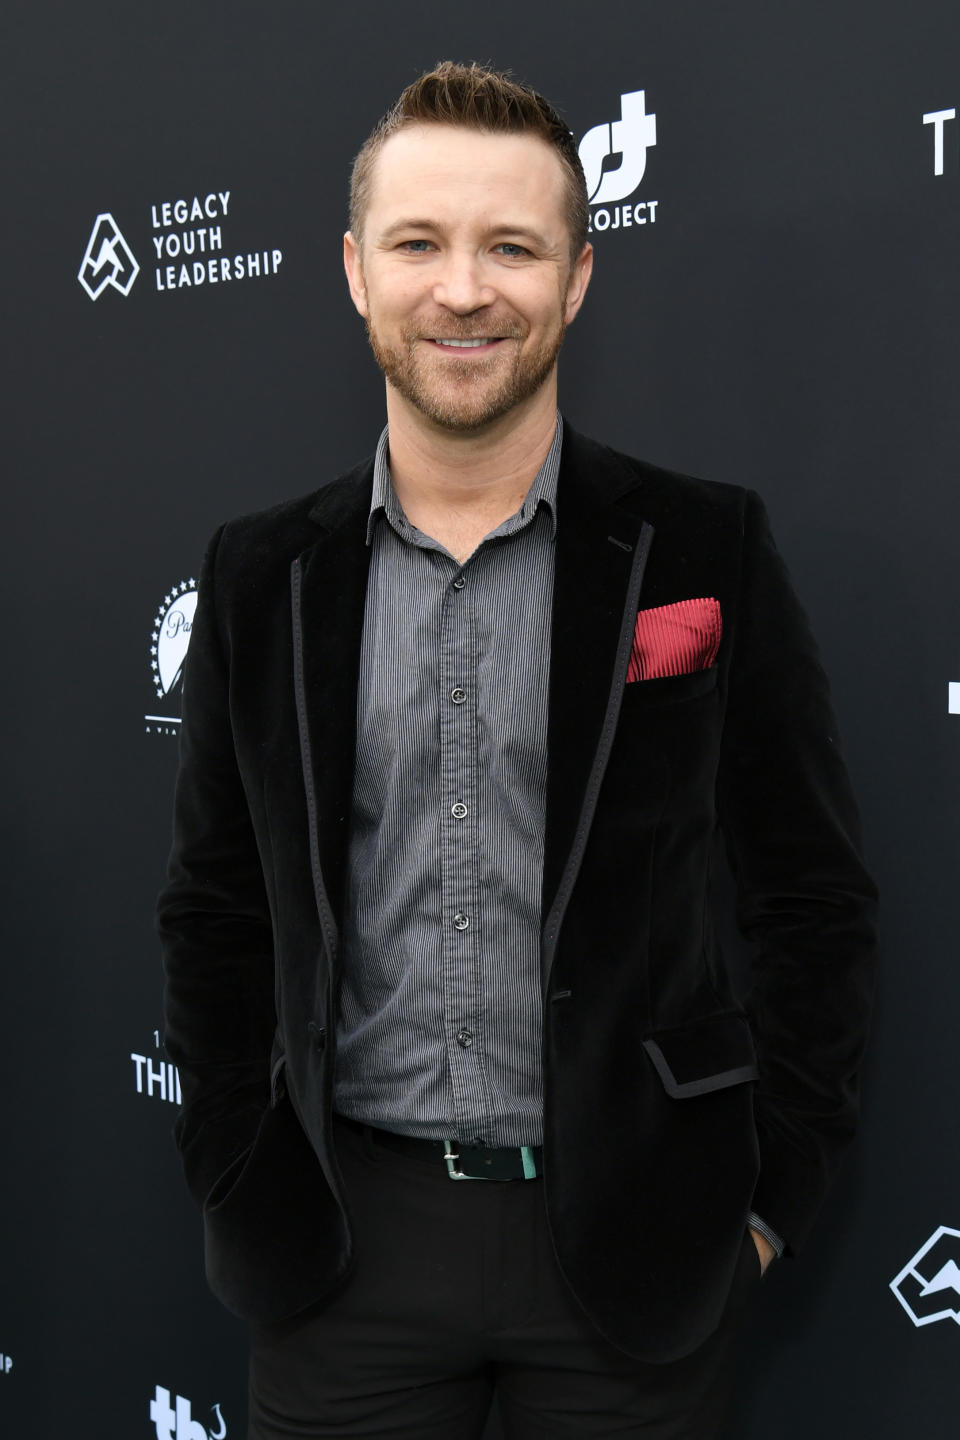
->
[716,490,878,1254]
[156,524,277,1207]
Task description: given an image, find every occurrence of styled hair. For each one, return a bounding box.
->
[349,61,589,264]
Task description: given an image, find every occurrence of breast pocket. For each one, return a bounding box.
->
[622,664,719,708]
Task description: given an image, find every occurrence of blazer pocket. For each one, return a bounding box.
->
[205,1132,258,1212]
[642,1012,758,1098]
[178,1100,265,1210]
[623,665,719,707]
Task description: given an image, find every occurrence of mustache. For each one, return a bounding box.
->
[405,319,526,343]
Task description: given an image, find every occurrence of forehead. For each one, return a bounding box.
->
[366,123,568,228]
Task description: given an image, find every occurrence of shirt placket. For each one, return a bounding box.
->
[437,552,490,1143]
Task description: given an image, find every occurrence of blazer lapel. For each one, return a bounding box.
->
[542,428,654,968]
[291,464,374,958]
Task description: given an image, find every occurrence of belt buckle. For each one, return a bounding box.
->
[442,1142,472,1180]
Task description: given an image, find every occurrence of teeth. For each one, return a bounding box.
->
[434,338,494,348]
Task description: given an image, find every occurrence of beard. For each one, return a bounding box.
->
[365,312,566,432]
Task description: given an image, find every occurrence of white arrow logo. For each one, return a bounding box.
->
[78,213,140,300]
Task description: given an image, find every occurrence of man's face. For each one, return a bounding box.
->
[343,124,592,432]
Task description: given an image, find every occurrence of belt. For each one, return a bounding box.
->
[336,1114,543,1181]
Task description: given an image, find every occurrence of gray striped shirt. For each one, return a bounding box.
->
[333,419,562,1147]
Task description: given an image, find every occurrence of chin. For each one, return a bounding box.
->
[410,384,526,432]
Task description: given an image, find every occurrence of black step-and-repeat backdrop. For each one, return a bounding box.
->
[4,2,960,1435]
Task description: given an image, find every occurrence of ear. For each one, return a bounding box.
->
[563,242,594,326]
[343,231,369,318]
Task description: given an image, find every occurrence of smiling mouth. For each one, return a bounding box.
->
[427,337,504,349]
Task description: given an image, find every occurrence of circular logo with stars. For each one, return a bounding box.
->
[151,580,197,699]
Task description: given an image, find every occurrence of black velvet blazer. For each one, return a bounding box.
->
[157,424,877,1363]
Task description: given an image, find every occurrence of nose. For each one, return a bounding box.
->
[431,249,496,313]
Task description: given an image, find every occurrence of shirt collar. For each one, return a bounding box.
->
[365,414,563,547]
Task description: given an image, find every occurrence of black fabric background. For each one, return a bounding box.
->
[2,2,958,1435]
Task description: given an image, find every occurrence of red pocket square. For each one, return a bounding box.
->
[626,597,722,682]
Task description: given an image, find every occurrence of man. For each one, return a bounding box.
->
[158,62,877,1439]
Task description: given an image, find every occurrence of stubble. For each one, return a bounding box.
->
[365,315,566,432]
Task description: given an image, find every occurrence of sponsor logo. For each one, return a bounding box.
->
[949,681,959,714]
[150,1386,226,1440]
[80,189,283,303]
[0,1352,12,1375]
[924,108,957,175]
[78,214,140,301]
[578,91,659,236]
[146,579,196,736]
[890,1226,960,1327]
[131,1032,182,1106]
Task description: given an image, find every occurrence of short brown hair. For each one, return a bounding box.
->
[349,61,589,264]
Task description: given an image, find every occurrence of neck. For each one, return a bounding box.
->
[384,381,559,529]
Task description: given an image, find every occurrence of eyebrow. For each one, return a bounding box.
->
[376,219,436,242]
[376,219,551,249]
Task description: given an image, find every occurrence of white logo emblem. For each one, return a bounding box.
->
[151,581,197,700]
[949,680,960,714]
[78,213,140,300]
[890,1226,960,1327]
[578,91,657,206]
[150,1386,226,1440]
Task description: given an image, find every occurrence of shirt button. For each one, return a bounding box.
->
[450,687,467,705]
[451,802,468,819]
[453,912,470,930]
[453,576,466,590]
[456,1028,474,1048]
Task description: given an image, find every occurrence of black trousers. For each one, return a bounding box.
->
[248,1118,761,1439]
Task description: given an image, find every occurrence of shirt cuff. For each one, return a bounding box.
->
[747,1211,785,1258]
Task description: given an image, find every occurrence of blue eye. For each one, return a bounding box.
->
[402,239,433,253]
[496,243,528,257]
